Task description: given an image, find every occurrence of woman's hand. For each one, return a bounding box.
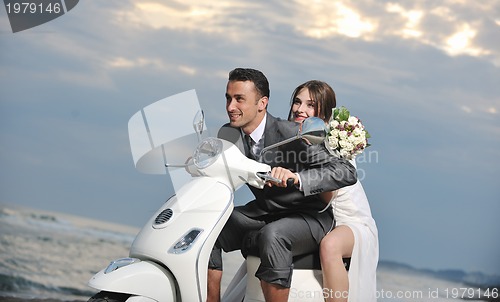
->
[320,191,338,204]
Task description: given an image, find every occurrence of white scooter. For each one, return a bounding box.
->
[87,90,336,302]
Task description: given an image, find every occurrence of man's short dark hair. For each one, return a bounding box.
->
[228,68,270,99]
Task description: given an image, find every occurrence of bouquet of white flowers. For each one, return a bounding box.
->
[325,106,370,160]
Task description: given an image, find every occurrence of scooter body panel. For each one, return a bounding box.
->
[129,177,234,302]
[88,260,176,301]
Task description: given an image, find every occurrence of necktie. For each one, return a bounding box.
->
[245,134,257,159]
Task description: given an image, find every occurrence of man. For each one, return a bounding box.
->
[207,68,357,302]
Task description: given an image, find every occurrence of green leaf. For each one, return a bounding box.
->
[332,108,340,121]
[338,106,350,121]
[365,130,371,139]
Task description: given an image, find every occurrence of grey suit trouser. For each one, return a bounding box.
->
[209,206,322,288]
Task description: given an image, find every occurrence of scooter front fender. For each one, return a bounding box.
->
[88,260,176,301]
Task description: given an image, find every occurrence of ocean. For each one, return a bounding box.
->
[0,203,138,300]
[0,203,496,302]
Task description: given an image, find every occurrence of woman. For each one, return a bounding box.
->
[287,80,379,302]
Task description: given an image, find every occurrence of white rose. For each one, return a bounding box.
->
[328,136,339,148]
[353,128,363,136]
[340,149,351,158]
[353,135,365,146]
[339,140,354,151]
[339,130,348,139]
[348,116,359,126]
[348,134,358,143]
[330,120,340,128]
[331,129,340,137]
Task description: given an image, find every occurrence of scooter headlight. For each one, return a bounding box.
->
[168,228,203,254]
[104,257,140,274]
[193,138,223,169]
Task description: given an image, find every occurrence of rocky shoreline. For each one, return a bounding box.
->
[0,298,84,302]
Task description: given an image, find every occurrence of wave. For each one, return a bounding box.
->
[379,260,500,288]
[0,204,137,301]
[0,272,94,300]
[0,204,136,244]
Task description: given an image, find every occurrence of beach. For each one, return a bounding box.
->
[0,298,84,302]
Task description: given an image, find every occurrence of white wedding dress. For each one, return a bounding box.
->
[329,161,379,302]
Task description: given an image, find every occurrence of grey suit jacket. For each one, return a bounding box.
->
[218,113,357,239]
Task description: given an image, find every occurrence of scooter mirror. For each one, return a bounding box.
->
[193,110,205,141]
[165,109,206,169]
[300,117,327,144]
[258,117,326,156]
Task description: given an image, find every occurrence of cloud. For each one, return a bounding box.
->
[288,1,499,65]
[460,105,472,113]
[112,1,251,36]
[106,56,169,70]
[389,3,425,38]
[178,65,197,75]
[292,1,377,39]
[107,1,499,66]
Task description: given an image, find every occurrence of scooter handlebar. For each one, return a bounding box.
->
[256,172,296,188]
[256,172,281,184]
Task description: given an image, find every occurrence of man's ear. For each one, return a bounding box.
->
[258,96,268,111]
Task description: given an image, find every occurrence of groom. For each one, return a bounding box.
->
[207,68,357,302]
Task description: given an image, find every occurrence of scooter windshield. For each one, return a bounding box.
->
[128,90,208,189]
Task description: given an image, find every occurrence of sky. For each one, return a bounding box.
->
[1,0,499,276]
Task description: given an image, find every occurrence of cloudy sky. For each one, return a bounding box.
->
[1,1,499,276]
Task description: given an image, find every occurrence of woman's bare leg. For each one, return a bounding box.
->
[320,225,354,302]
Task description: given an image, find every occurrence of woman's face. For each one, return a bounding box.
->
[291,88,316,123]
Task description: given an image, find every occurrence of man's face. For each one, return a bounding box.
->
[225,80,267,134]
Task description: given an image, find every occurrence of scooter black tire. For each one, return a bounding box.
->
[88,291,131,302]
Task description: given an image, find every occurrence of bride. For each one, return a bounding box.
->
[287,80,379,302]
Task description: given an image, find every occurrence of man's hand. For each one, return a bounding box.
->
[267,167,299,187]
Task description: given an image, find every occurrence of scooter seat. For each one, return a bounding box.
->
[241,231,350,271]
